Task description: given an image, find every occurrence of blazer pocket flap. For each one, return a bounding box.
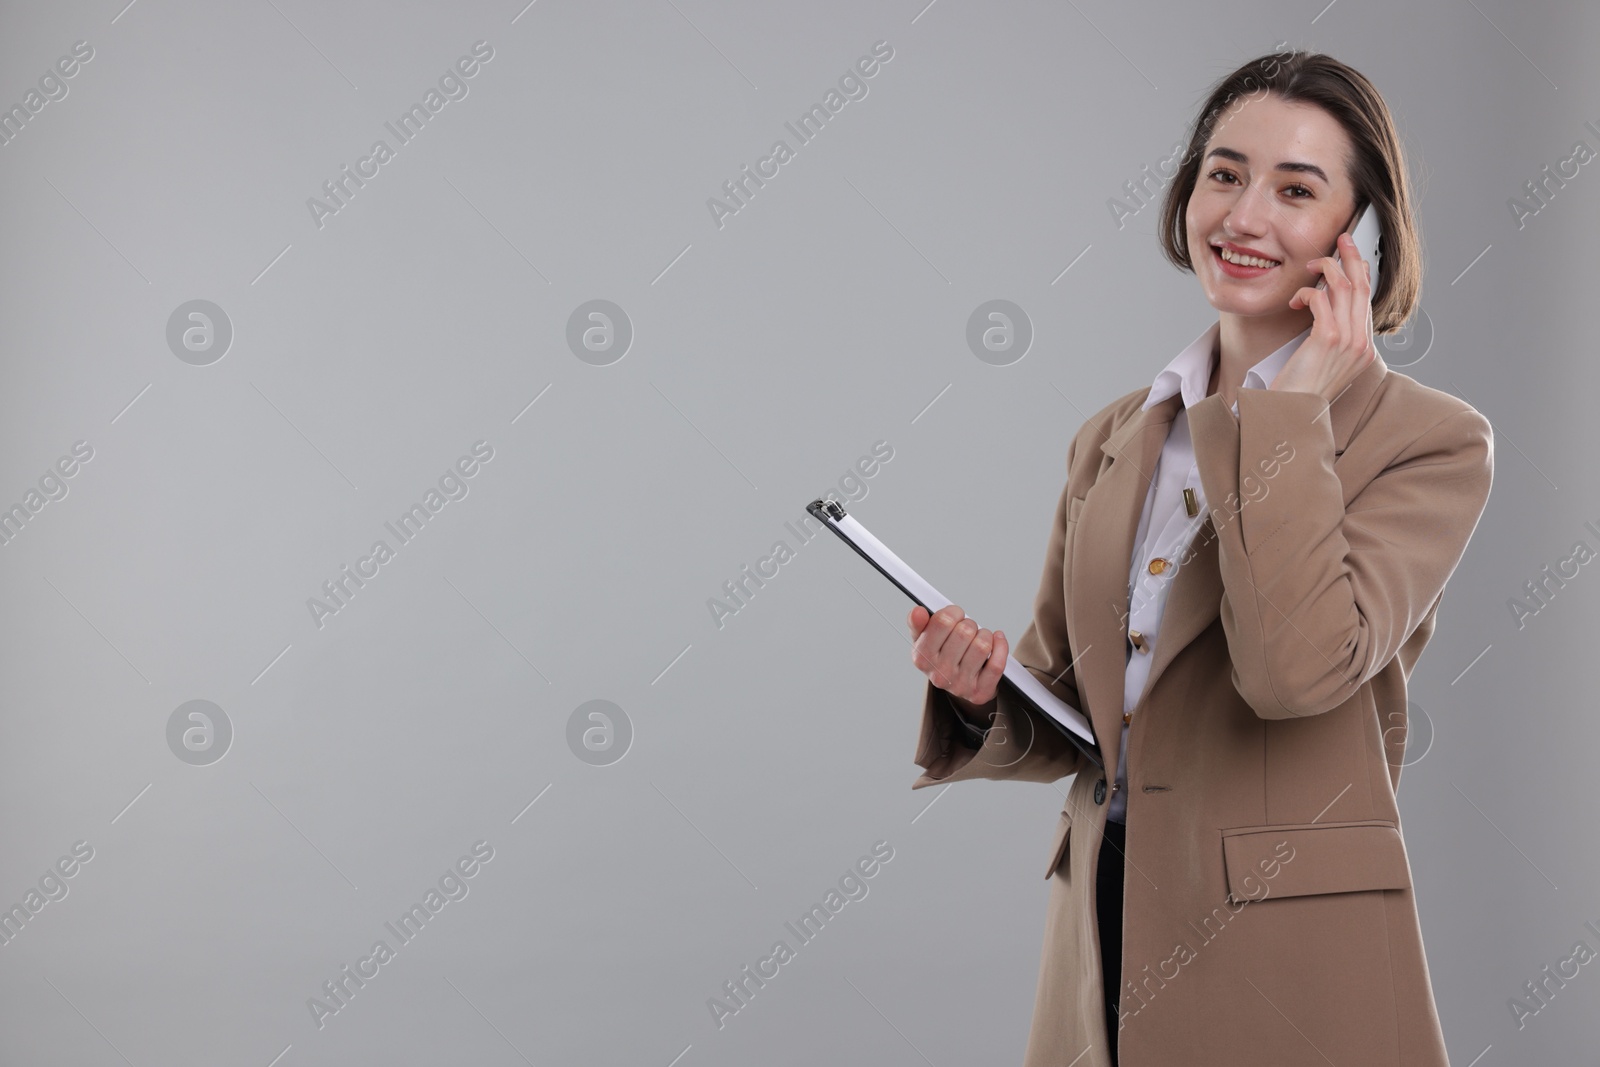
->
[1044,809,1073,880]
[1221,820,1410,904]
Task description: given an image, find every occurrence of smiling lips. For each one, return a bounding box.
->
[1212,242,1281,277]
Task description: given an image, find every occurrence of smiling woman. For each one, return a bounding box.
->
[1159,55,1422,340]
[906,49,1493,1067]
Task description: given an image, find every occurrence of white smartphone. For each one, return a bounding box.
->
[1316,201,1383,301]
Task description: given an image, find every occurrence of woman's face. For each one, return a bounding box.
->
[1185,93,1360,319]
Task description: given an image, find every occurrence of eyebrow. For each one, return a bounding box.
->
[1205,146,1330,185]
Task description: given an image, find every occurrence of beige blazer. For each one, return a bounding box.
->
[912,351,1493,1067]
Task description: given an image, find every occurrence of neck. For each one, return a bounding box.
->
[1207,310,1314,406]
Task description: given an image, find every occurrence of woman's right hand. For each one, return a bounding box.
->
[907,604,1008,705]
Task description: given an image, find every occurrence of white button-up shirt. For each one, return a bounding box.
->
[1106,320,1311,823]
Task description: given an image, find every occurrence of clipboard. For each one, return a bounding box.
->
[806,497,1104,769]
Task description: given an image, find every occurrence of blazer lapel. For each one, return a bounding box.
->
[1069,391,1182,774]
[1068,351,1390,770]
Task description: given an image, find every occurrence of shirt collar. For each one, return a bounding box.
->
[1140,320,1312,411]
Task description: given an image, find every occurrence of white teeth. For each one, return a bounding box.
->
[1218,246,1279,268]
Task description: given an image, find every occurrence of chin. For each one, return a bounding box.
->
[1202,282,1294,317]
[1204,291,1265,315]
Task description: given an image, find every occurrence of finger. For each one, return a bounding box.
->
[1336,232,1363,285]
[1307,253,1336,287]
[910,605,943,672]
[1346,292,1367,356]
[1337,235,1370,341]
[913,631,947,687]
[1342,231,1369,286]
[975,628,1008,698]
[915,605,964,681]
[928,605,964,655]
[916,605,959,652]
[1336,233,1359,283]
[907,605,928,635]
[1293,285,1332,321]
[1353,275,1373,348]
[937,616,980,692]
[957,625,995,681]
[1345,237,1376,319]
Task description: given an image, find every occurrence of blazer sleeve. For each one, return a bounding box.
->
[911,432,1093,789]
[1187,386,1494,720]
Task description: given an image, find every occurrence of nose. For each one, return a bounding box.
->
[1223,181,1273,239]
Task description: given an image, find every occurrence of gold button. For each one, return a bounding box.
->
[1122,712,1132,725]
[1148,557,1170,575]
[1128,629,1149,653]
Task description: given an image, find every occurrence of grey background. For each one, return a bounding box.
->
[0,0,1594,1064]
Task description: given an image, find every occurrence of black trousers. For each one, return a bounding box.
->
[1095,817,1127,1065]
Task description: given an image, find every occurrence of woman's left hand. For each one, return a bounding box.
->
[1274,231,1378,404]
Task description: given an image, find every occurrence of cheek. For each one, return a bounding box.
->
[1186,196,1221,251]
[1184,213,1205,258]
[1283,218,1336,265]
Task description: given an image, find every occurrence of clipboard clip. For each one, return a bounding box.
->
[812,497,847,521]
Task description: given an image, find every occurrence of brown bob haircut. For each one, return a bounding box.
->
[1158,49,1420,335]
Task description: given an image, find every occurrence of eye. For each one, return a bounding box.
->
[1206,169,1315,199]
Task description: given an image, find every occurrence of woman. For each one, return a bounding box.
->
[905,51,1492,1067]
